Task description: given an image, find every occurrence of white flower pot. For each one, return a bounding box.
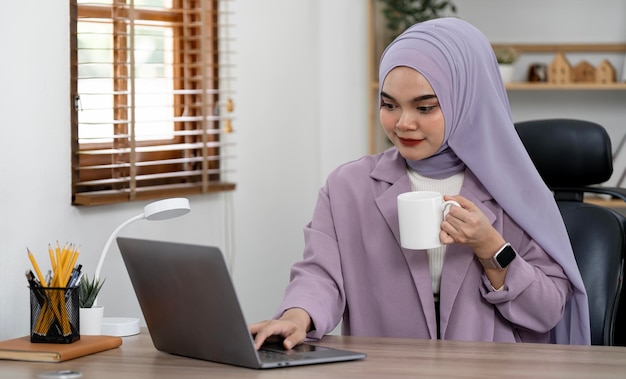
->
[498,64,515,83]
[80,306,104,335]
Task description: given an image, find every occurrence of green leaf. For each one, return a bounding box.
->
[379,0,457,40]
[79,274,105,308]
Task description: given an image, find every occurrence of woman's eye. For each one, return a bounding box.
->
[417,105,439,113]
[380,101,396,110]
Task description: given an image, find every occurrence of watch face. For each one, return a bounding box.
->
[495,245,516,268]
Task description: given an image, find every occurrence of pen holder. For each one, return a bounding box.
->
[30,286,80,344]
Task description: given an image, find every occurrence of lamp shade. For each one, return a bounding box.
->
[144,198,191,221]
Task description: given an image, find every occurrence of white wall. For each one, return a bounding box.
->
[458,0,626,184]
[0,0,368,340]
[0,0,623,341]
[230,0,368,325]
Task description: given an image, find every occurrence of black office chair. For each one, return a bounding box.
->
[515,119,625,346]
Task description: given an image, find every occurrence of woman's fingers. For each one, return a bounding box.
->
[250,319,305,350]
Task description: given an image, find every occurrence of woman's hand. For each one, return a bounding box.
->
[441,195,508,288]
[440,195,505,259]
[249,308,311,350]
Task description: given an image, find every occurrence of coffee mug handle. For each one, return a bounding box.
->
[442,200,460,217]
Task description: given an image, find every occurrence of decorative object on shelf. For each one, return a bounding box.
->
[527,63,548,82]
[549,52,617,85]
[494,46,518,83]
[572,61,596,83]
[378,0,457,41]
[494,46,517,64]
[79,274,105,335]
[597,60,617,84]
[549,52,572,84]
[94,197,191,337]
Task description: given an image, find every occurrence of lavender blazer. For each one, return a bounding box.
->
[277,148,572,343]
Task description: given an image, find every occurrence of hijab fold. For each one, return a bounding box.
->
[379,18,590,345]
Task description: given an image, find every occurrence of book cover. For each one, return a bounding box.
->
[0,335,122,362]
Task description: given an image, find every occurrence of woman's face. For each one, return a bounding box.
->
[379,66,445,161]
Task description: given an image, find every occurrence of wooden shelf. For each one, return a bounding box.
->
[496,43,626,90]
[505,82,626,90]
[372,80,626,91]
[491,43,626,53]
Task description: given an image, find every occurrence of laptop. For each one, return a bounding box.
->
[116,237,366,369]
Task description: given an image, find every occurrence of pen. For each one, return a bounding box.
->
[26,270,46,306]
[45,270,52,287]
[67,264,83,287]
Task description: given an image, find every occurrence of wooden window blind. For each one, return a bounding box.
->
[70,0,235,206]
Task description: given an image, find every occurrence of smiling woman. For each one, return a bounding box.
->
[379,66,444,162]
[70,0,236,206]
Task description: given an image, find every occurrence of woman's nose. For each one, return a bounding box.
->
[396,111,418,131]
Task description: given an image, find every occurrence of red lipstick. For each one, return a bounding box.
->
[398,137,422,147]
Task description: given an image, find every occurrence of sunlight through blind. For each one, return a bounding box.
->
[70,0,235,205]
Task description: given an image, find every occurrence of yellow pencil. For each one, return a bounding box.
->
[52,243,66,287]
[48,244,56,274]
[59,242,69,273]
[62,245,79,286]
[27,248,46,287]
[55,242,62,277]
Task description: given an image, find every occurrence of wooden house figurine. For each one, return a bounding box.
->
[596,60,616,84]
[572,61,595,83]
[549,52,572,84]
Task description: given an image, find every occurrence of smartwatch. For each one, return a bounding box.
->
[478,243,516,270]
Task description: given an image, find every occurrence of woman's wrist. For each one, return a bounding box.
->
[473,229,506,260]
[281,308,312,333]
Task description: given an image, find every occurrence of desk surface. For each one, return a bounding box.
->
[3,330,626,378]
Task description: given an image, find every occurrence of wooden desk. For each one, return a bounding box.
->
[2,330,626,378]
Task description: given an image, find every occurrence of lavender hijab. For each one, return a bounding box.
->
[379,18,590,345]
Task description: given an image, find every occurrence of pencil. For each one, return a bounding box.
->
[55,241,62,276]
[27,248,46,287]
[62,245,79,286]
[48,244,56,274]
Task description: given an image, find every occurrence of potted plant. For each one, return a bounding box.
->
[79,274,105,308]
[379,0,457,41]
[494,46,518,82]
[79,275,105,335]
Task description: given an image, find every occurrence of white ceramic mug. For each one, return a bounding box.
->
[397,191,460,250]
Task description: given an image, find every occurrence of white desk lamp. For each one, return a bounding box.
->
[94,197,191,336]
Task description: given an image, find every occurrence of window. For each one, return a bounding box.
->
[70,0,235,206]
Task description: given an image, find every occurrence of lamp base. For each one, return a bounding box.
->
[101,317,141,337]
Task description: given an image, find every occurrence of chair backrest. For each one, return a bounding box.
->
[515,119,625,346]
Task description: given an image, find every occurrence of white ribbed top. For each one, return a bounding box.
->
[406,168,464,299]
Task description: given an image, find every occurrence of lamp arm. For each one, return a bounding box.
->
[94,213,145,280]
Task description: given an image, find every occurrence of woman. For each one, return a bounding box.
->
[250,18,590,348]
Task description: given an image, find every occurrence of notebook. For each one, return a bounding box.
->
[116,237,366,369]
[0,335,122,363]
